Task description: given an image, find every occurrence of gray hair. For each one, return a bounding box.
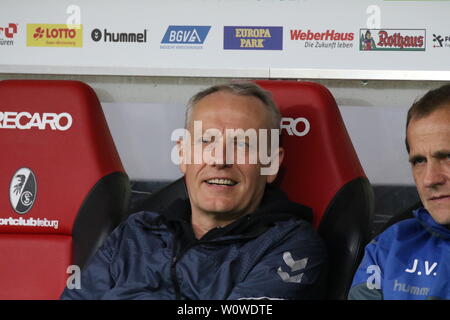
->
[185,82,281,130]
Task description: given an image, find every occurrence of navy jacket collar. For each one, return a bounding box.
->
[158,183,312,242]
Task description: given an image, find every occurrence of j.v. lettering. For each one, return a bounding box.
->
[405,259,437,276]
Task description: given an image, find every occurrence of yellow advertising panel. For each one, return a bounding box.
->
[27,24,82,48]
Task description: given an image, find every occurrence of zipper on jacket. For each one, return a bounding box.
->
[169,229,263,299]
[170,241,198,300]
[171,256,181,300]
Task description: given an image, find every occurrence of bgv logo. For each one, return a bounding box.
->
[161,26,211,44]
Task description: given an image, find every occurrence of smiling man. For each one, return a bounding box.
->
[349,84,450,300]
[61,82,327,300]
[181,87,283,238]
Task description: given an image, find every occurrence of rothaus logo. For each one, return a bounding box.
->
[0,111,73,131]
[360,28,425,51]
[161,26,211,46]
[91,28,148,43]
[9,168,37,214]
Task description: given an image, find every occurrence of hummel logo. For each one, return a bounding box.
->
[277,251,308,283]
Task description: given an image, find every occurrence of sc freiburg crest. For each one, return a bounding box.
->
[9,168,37,214]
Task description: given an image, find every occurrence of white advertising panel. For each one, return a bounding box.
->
[1,0,450,80]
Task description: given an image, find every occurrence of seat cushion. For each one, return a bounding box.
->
[0,234,72,299]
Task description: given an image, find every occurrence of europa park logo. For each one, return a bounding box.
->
[27,24,83,47]
[223,26,283,50]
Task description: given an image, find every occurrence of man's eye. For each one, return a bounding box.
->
[200,137,212,144]
[411,158,425,166]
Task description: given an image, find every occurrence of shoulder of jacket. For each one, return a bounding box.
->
[271,218,326,252]
[121,210,164,229]
[373,217,424,250]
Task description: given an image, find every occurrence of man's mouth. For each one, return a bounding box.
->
[204,178,238,186]
[429,195,450,201]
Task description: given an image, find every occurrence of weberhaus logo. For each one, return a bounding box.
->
[91,28,148,43]
[360,29,425,51]
[290,29,354,49]
[160,26,211,49]
[224,26,283,50]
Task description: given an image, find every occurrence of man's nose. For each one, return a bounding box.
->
[208,139,232,169]
[423,161,446,188]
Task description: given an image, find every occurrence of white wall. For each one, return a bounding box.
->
[1,73,447,185]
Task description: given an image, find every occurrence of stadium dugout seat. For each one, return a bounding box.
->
[134,80,374,300]
[377,200,421,236]
[0,80,131,299]
[256,80,374,299]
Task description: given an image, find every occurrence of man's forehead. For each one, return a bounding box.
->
[190,93,271,129]
[408,109,450,152]
[194,91,264,110]
[408,108,450,134]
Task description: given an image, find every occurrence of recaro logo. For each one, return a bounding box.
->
[281,117,310,136]
[0,111,73,131]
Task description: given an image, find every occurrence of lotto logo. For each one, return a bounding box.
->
[27,24,83,47]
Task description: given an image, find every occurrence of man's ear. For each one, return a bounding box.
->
[177,139,187,174]
[266,147,284,184]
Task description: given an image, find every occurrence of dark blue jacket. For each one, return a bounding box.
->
[349,207,450,300]
[61,185,327,300]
